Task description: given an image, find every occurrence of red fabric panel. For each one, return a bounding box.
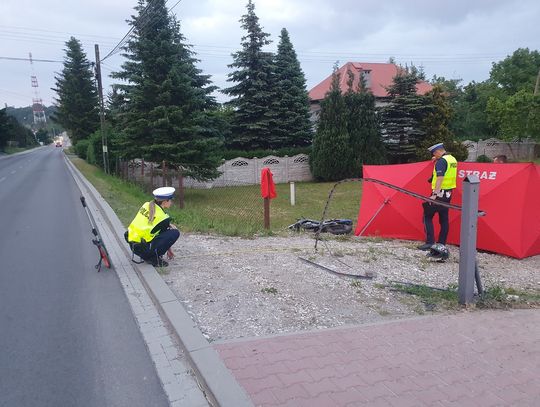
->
[355,162,540,259]
[260,167,277,199]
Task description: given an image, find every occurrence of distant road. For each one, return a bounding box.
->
[0,147,169,407]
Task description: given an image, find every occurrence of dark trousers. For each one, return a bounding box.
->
[422,193,451,245]
[133,229,180,261]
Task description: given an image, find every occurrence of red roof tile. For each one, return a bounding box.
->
[308,62,432,101]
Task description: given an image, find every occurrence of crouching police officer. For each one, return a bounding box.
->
[127,187,179,267]
[418,143,457,252]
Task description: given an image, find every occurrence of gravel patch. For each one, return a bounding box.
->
[162,233,540,342]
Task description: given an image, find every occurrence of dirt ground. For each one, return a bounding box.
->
[162,233,540,342]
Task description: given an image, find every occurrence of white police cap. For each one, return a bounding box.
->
[153,187,175,200]
[427,142,444,154]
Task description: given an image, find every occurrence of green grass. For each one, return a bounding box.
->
[391,282,540,310]
[391,283,460,311]
[477,286,540,309]
[70,157,151,226]
[2,146,33,154]
[70,156,363,236]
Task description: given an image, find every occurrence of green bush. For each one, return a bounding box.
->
[74,140,90,160]
[476,154,492,163]
[87,127,121,171]
[86,137,97,165]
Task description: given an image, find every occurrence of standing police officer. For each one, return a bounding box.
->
[417,143,458,251]
[127,187,180,267]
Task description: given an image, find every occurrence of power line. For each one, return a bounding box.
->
[0,24,121,41]
[0,56,63,63]
[101,0,163,61]
[101,0,184,62]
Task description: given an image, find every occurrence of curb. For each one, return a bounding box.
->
[65,156,254,407]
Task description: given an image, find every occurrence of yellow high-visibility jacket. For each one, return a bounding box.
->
[127,202,169,243]
[432,154,457,190]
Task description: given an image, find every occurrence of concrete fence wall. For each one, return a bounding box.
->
[124,154,313,189]
[463,138,538,162]
[184,154,313,188]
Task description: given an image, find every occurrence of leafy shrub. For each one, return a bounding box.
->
[74,140,90,160]
[86,137,97,165]
[476,154,492,163]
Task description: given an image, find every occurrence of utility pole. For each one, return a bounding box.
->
[94,44,109,174]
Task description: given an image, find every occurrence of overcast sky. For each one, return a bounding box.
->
[1,0,539,109]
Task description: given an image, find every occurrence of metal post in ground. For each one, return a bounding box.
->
[263,198,270,229]
[162,160,167,187]
[458,174,481,305]
[290,182,296,206]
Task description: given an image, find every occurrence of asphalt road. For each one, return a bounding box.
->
[0,147,169,407]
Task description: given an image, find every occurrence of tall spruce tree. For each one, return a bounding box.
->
[418,84,468,161]
[344,69,386,176]
[52,37,99,145]
[223,0,277,150]
[273,28,312,148]
[112,0,223,180]
[379,67,428,163]
[310,68,352,181]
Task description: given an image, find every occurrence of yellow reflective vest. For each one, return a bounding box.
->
[127,202,169,243]
[432,154,457,190]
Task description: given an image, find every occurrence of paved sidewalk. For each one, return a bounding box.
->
[215,309,540,407]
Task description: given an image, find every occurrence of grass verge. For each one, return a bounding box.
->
[391,282,540,311]
[69,155,363,236]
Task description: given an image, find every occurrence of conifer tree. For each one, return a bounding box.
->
[310,68,352,181]
[418,84,469,161]
[113,0,223,180]
[52,37,99,145]
[223,0,277,150]
[379,67,428,163]
[272,28,312,148]
[344,69,386,176]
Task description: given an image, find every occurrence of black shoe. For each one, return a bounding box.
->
[147,257,169,267]
[417,243,433,251]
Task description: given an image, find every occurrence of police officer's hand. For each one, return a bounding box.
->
[166,248,175,260]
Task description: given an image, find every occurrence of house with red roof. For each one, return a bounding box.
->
[308,62,432,122]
